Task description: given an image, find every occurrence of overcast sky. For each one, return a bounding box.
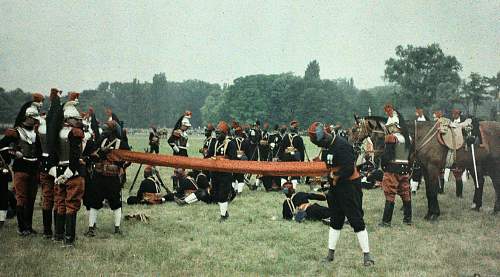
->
[1,0,499,93]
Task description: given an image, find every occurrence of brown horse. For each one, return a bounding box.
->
[352,117,500,220]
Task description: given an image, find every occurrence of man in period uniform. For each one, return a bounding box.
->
[50,92,86,246]
[379,104,412,226]
[231,125,248,194]
[410,108,428,194]
[268,125,286,190]
[200,123,214,158]
[8,93,44,236]
[206,121,237,222]
[149,125,161,154]
[84,120,130,237]
[278,120,305,188]
[168,111,191,157]
[281,182,330,222]
[308,122,374,266]
[38,89,62,239]
[0,129,16,228]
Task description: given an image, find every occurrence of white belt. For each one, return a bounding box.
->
[0,147,12,152]
[23,157,38,162]
[59,161,70,166]
[42,153,49,157]
[178,146,187,150]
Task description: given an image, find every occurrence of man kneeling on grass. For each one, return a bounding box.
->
[282,182,330,223]
[174,169,212,205]
[127,165,171,205]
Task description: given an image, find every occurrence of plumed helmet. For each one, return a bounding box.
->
[32,92,44,103]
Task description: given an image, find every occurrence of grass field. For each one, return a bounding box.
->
[1,134,499,276]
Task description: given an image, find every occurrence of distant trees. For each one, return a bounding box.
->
[384,44,462,110]
[1,49,498,127]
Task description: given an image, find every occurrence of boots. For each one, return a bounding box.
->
[322,249,335,263]
[42,209,53,239]
[16,206,29,236]
[53,213,65,241]
[63,213,77,247]
[403,201,412,225]
[379,201,394,227]
[24,204,37,234]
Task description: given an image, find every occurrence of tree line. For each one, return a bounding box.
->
[1,43,498,129]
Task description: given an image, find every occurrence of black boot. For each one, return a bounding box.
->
[16,206,29,236]
[53,213,65,242]
[363,253,375,266]
[42,209,53,239]
[379,201,394,227]
[63,213,77,247]
[24,204,37,234]
[322,249,335,263]
[219,212,229,222]
[403,201,412,225]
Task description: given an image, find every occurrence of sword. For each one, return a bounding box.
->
[471,144,480,189]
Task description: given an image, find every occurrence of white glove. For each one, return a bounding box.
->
[15,151,23,159]
[270,143,275,149]
[48,166,57,178]
[173,145,180,153]
[186,143,190,148]
[54,175,67,185]
[63,167,74,179]
[327,154,333,165]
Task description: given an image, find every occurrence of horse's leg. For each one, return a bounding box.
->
[423,166,440,220]
[470,169,485,211]
[486,160,500,214]
[452,168,464,198]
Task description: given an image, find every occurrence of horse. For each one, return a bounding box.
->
[351,116,500,221]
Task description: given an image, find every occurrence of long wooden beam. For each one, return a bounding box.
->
[109,150,329,176]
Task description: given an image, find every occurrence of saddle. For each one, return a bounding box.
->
[436,118,471,150]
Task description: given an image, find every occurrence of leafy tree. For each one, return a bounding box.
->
[384,44,462,107]
[461,72,489,116]
[304,60,320,82]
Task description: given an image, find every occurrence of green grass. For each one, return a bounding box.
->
[1,134,499,276]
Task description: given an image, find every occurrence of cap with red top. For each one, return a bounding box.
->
[217,121,230,134]
[184,110,192,118]
[290,120,298,127]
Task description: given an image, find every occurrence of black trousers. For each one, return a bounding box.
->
[149,144,159,154]
[327,178,366,232]
[212,172,233,203]
[88,174,122,210]
[305,203,331,220]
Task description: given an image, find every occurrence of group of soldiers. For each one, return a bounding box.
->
[0,90,131,246]
[1,89,476,266]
